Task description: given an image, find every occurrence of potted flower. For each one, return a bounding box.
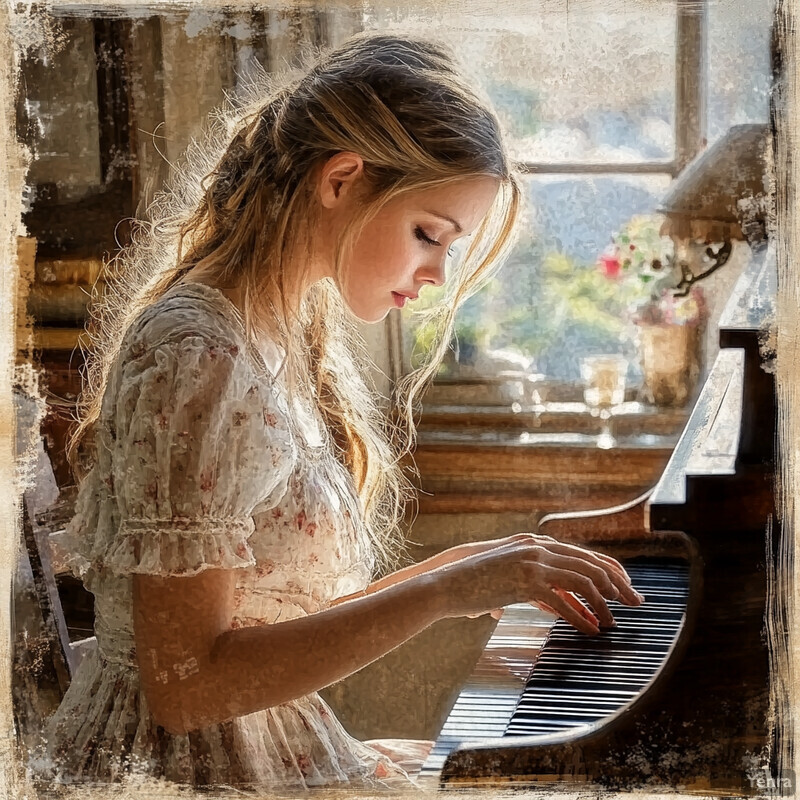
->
[598,215,707,407]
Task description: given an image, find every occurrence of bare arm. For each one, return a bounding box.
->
[133,533,640,736]
[329,533,642,608]
[327,542,479,607]
[132,567,440,735]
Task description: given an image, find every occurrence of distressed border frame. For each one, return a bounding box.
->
[0,2,795,799]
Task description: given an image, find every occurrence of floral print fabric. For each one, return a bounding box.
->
[34,283,429,791]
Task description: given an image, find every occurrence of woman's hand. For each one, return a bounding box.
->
[429,533,644,635]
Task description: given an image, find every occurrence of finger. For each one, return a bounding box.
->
[543,589,599,635]
[547,541,628,584]
[548,569,616,629]
[541,552,621,601]
[587,552,644,604]
[542,551,637,615]
[466,608,507,620]
[544,544,643,605]
[531,537,618,573]
[554,587,617,630]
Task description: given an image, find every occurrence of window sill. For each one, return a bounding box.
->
[416,401,689,447]
[408,402,688,515]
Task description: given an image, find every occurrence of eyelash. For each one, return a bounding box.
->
[415,226,456,257]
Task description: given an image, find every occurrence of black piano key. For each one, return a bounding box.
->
[516,686,638,702]
[527,671,661,685]
[537,654,671,668]
[509,710,607,724]
[513,704,626,720]
[505,724,592,736]
[524,675,651,691]
[532,649,673,666]
[540,637,675,651]
[544,637,676,650]
[516,694,639,709]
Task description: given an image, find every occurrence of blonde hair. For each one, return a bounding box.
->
[68,32,523,575]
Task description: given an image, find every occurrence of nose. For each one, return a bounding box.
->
[416,256,447,289]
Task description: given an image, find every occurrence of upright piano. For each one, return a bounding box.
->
[421,243,779,794]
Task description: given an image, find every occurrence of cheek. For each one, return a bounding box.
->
[352,235,411,287]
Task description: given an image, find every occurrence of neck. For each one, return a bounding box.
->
[179,215,334,316]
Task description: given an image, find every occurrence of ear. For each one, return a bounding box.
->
[317,152,365,209]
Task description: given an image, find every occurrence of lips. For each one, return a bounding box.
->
[392,291,418,308]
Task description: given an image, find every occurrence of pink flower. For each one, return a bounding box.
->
[375,762,391,779]
[256,560,275,577]
[199,469,216,493]
[296,753,311,777]
[599,254,621,279]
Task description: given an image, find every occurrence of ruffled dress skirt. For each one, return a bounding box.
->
[33,643,431,791]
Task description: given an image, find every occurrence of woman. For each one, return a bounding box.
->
[37,32,643,791]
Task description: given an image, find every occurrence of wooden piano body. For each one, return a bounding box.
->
[424,244,779,794]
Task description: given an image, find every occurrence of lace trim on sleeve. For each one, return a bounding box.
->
[104,516,257,577]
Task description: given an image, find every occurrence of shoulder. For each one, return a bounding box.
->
[104,285,265,408]
[124,283,245,356]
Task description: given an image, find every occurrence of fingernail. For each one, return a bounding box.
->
[635,591,645,603]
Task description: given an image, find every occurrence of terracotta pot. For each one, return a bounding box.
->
[637,322,703,408]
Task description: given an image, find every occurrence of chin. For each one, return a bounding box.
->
[343,298,391,324]
[353,308,390,324]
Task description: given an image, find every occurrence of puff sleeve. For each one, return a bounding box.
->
[98,327,296,578]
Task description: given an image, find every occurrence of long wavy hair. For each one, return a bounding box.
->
[68,32,523,575]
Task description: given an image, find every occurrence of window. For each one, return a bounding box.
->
[362,0,775,403]
[707,0,773,145]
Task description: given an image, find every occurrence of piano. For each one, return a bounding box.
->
[420,243,779,794]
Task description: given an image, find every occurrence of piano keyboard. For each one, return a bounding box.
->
[420,558,690,780]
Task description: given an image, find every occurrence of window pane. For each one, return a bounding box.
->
[402,174,673,383]
[364,1,676,163]
[707,0,774,146]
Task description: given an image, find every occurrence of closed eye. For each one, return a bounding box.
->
[414,226,440,247]
[416,226,458,258]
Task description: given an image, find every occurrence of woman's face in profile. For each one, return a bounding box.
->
[336,176,499,323]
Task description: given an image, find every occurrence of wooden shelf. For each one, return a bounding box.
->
[17,327,89,353]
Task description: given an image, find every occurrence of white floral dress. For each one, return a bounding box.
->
[34,283,431,791]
